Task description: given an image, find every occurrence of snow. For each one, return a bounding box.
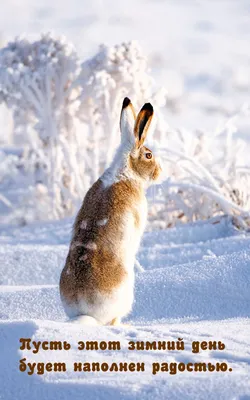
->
[1,0,250,398]
[97,218,108,227]
[1,0,250,132]
[80,220,88,229]
[0,217,250,399]
[1,2,250,226]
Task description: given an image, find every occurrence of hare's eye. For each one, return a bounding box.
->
[145,152,152,160]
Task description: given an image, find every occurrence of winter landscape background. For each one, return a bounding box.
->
[0,1,250,399]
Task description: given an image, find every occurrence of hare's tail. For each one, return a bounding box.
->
[71,315,100,326]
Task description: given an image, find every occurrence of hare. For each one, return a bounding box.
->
[59,97,162,325]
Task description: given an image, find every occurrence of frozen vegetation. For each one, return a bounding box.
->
[0,0,250,399]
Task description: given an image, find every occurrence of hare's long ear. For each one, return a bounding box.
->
[120,97,136,146]
[134,103,154,148]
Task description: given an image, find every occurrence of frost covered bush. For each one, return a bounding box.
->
[0,36,167,223]
[148,104,250,229]
[76,41,167,181]
[0,33,85,219]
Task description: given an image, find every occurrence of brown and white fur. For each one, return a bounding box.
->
[59,97,162,325]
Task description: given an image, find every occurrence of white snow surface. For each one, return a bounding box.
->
[0,216,250,400]
[0,1,250,398]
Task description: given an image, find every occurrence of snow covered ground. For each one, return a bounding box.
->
[0,217,250,399]
[1,0,250,399]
